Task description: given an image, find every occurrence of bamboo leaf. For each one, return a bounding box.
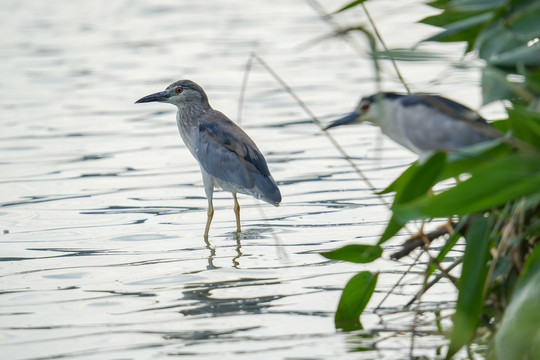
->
[507,106,540,149]
[481,66,514,105]
[380,159,421,195]
[446,216,492,359]
[490,43,540,67]
[378,152,446,243]
[426,0,452,10]
[392,152,446,204]
[375,48,447,62]
[321,244,382,264]
[335,271,378,331]
[524,68,540,94]
[378,215,405,245]
[394,154,540,223]
[383,141,510,196]
[481,66,529,105]
[439,140,511,180]
[333,0,368,14]
[453,0,505,12]
[420,10,484,28]
[424,12,492,51]
[493,239,540,359]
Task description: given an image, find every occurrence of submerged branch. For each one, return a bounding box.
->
[391,221,460,260]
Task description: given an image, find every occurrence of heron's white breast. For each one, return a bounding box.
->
[176,111,199,158]
[374,99,416,152]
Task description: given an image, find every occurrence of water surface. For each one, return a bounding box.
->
[1,1,485,358]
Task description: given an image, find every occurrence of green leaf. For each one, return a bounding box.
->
[476,18,540,66]
[490,118,510,133]
[378,215,406,245]
[475,2,540,65]
[375,48,447,62]
[333,0,368,14]
[393,153,540,223]
[378,152,446,244]
[491,43,540,67]
[420,10,484,28]
[425,0,452,10]
[424,12,492,51]
[446,216,492,359]
[516,239,540,284]
[321,244,382,264]
[380,159,421,195]
[439,140,511,180]
[508,106,540,149]
[453,0,506,12]
[383,141,510,196]
[524,67,540,94]
[476,24,520,63]
[393,152,446,205]
[481,66,514,104]
[481,66,529,105]
[493,243,540,360]
[504,0,540,35]
[335,271,378,331]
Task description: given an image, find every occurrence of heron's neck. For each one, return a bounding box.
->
[177,102,207,125]
[176,103,209,157]
[373,100,398,132]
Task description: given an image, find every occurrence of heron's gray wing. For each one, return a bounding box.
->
[400,95,502,152]
[410,94,488,124]
[196,111,281,204]
[397,100,491,153]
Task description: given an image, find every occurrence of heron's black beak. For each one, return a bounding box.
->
[324,111,361,130]
[135,91,170,104]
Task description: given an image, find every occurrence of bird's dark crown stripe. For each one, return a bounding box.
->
[364,92,405,103]
[403,94,487,123]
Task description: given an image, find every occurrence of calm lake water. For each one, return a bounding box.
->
[1,0,492,359]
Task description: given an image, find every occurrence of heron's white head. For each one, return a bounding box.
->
[325,93,401,130]
[135,79,210,110]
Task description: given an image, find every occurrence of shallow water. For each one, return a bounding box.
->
[1,1,489,359]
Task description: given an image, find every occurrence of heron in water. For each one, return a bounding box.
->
[325,92,501,158]
[135,80,281,237]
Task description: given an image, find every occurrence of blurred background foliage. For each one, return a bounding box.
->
[322,0,540,358]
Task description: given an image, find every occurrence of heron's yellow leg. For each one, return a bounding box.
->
[204,200,214,238]
[233,193,241,233]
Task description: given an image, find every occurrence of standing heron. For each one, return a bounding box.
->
[325,92,501,158]
[135,80,281,237]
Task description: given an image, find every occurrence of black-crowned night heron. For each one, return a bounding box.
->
[325,92,501,158]
[135,80,281,237]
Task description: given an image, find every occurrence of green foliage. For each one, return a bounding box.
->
[447,217,493,359]
[321,244,382,263]
[493,244,540,360]
[379,152,447,243]
[333,0,369,14]
[326,0,540,357]
[334,271,378,331]
[425,12,491,51]
[421,0,540,105]
[392,153,540,222]
[507,106,540,149]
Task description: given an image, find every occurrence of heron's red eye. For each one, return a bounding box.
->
[175,87,183,94]
[361,103,370,111]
